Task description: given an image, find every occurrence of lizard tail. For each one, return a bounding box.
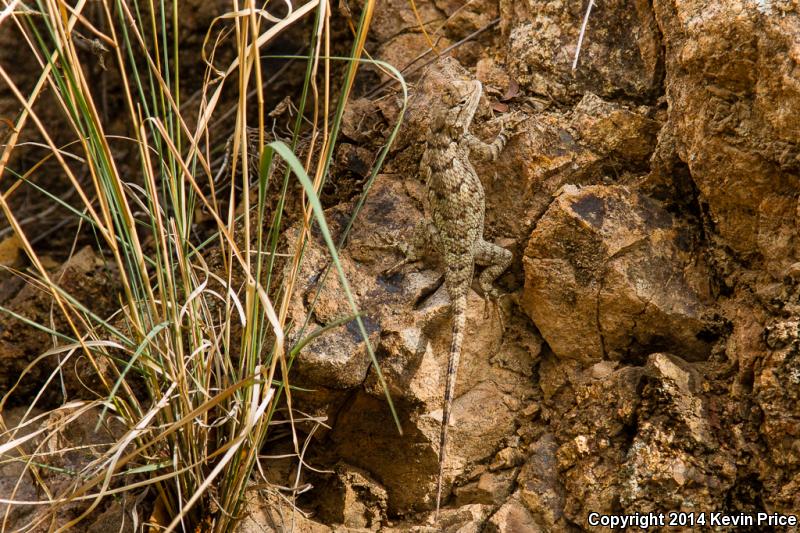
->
[435,294,467,520]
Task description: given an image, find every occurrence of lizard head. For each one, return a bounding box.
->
[435,79,483,135]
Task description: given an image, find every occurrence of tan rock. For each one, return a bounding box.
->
[652,0,800,277]
[501,0,662,101]
[522,184,714,363]
[755,318,800,513]
[453,469,517,506]
[570,93,661,164]
[312,463,387,529]
[517,434,565,529]
[0,246,117,403]
[235,492,332,533]
[485,496,544,533]
[619,353,736,514]
[382,504,492,533]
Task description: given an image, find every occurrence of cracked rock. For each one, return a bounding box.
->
[652,0,800,277]
[311,463,388,529]
[522,184,714,364]
[754,317,800,513]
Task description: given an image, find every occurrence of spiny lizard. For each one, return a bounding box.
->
[387,77,513,519]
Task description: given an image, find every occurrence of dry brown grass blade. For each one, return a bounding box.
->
[408,0,439,53]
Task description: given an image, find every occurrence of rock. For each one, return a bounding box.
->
[383,60,653,256]
[475,58,512,96]
[382,504,492,533]
[489,447,526,471]
[517,434,565,530]
[0,405,128,532]
[453,469,517,506]
[652,0,800,277]
[0,246,118,404]
[376,33,452,85]
[643,354,713,446]
[435,0,498,38]
[501,0,662,102]
[333,295,524,514]
[522,184,714,363]
[235,492,332,533]
[569,93,661,165]
[479,109,602,248]
[485,496,544,533]
[433,503,493,533]
[489,322,542,378]
[298,170,535,514]
[341,99,392,145]
[312,463,388,529]
[366,0,442,43]
[86,498,135,533]
[527,351,734,528]
[327,391,436,515]
[619,353,736,514]
[532,358,644,526]
[754,318,800,513]
[283,218,382,423]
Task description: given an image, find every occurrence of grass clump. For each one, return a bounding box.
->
[0,1,405,531]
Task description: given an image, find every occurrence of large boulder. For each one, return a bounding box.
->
[652,0,800,277]
[522,184,714,364]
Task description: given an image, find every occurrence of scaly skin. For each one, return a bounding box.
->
[389,78,513,519]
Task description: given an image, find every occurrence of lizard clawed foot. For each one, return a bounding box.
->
[501,110,527,135]
[384,256,416,277]
[482,290,509,331]
[363,232,403,252]
[360,234,418,276]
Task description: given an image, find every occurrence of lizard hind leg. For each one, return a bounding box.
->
[474,238,512,320]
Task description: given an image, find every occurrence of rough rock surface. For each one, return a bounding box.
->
[500,0,663,102]
[255,3,800,527]
[620,354,737,514]
[522,184,714,364]
[308,176,537,514]
[0,406,129,532]
[653,0,800,278]
[484,495,543,533]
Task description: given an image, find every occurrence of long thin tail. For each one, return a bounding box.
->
[435,295,467,520]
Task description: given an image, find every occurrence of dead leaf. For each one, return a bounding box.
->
[501,78,520,101]
[0,233,22,267]
[492,102,509,113]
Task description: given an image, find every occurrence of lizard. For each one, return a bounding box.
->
[386,76,513,519]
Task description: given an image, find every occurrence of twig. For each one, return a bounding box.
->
[573,0,595,71]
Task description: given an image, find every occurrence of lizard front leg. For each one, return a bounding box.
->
[474,238,512,318]
[464,130,508,162]
[385,220,440,276]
